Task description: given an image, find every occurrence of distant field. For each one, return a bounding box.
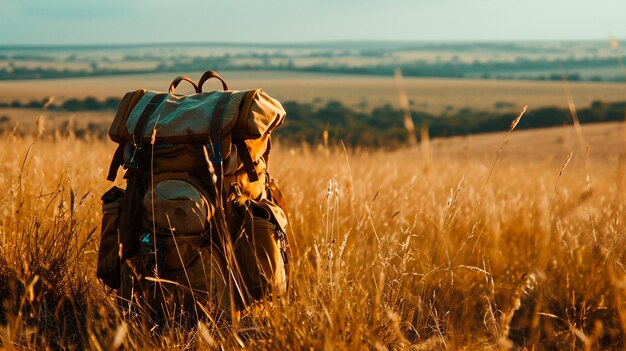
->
[1,71,626,115]
[432,121,625,167]
[1,41,622,81]
[0,108,111,131]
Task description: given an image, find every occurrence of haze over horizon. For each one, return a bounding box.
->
[1,0,625,46]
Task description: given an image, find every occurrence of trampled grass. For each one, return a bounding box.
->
[0,119,625,349]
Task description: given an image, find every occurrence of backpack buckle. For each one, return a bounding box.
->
[210,143,222,164]
[126,145,141,170]
[275,228,288,264]
[139,231,164,272]
[233,183,243,198]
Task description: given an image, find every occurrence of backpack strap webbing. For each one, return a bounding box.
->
[131,93,168,170]
[234,140,259,182]
[132,93,168,150]
[208,92,232,164]
[106,144,124,181]
[106,93,167,181]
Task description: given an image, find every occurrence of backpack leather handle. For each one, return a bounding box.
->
[169,76,199,94]
[197,70,229,92]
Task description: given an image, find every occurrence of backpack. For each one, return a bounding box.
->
[96,71,290,320]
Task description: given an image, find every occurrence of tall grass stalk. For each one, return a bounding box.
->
[394,68,417,146]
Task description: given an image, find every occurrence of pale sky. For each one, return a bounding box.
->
[1,0,625,45]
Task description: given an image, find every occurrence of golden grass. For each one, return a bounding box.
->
[0,119,625,349]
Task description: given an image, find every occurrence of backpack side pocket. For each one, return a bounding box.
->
[97,186,125,289]
[234,201,287,304]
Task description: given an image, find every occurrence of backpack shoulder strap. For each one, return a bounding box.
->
[208,92,233,164]
[106,93,167,181]
[106,144,125,181]
[234,140,259,182]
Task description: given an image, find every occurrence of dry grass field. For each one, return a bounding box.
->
[2,71,626,113]
[0,108,112,133]
[0,113,625,349]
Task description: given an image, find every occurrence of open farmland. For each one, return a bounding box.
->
[2,41,625,82]
[0,118,625,349]
[2,71,626,115]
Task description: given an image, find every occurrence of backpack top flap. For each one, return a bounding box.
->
[232,89,286,140]
[108,88,286,153]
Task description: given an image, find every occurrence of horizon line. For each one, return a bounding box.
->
[0,38,623,50]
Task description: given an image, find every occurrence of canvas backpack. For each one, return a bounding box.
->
[96,71,290,320]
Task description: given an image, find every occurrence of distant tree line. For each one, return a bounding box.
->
[279,100,626,146]
[0,97,121,111]
[0,66,150,80]
[2,96,625,146]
